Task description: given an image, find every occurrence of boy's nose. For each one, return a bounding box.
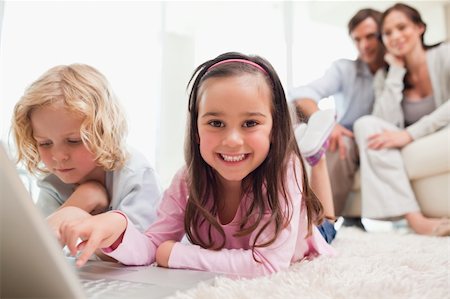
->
[52,147,69,162]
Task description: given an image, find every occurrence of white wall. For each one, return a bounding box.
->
[0,1,162,160]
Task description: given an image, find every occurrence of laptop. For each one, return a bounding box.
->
[0,143,217,298]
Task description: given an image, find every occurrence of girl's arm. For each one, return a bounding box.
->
[159,161,311,277]
[61,211,128,267]
[163,204,302,277]
[100,190,187,266]
[101,164,304,276]
[95,169,187,265]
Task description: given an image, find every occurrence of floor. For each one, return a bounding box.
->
[335,216,411,233]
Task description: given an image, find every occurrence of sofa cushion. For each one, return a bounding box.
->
[401,127,450,180]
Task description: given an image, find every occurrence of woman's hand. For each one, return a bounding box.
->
[367,130,413,150]
[59,211,127,267]
[384,53,405,68]
[156,240,176,268]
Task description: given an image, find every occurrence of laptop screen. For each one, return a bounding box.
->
[0,143,86,299]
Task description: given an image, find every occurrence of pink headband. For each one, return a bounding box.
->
[207,59,268,75]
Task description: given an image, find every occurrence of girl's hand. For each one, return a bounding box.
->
[59,212,127,267]
[384,53,405,68]
[47,206,91,244]
[156,240,176,268]
[367,130,413,150]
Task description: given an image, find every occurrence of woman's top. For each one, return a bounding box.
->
[102,158,336,278]
[373,42,450,140]
[402,94,436,126]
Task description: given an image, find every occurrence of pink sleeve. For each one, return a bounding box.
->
[168,160,305,277]
[101,169,188,265]
[168,217,300,277]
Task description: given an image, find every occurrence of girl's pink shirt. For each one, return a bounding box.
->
[103,158,336,278]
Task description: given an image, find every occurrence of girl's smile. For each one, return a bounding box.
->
[218,153,249,162]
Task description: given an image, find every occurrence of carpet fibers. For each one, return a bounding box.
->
[169,227,449,299]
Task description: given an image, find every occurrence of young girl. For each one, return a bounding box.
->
[59,53,335,277]
[12,64,162,249]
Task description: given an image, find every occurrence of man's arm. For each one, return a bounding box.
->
[294,98,319,120]
[295,98,353,159]
[290,59,355,158]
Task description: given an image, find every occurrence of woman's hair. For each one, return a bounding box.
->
[381,3,441,89]
[12,63,128,174]
[380,3,434,49]
[184,52,324,256]
[348,8,382,35]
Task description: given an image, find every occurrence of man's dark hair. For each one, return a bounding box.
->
[348,8,382,35]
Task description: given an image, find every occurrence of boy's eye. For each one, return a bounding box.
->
[67,139,82,144]
[243,120,258,128]
[208,120,224,128]
[37,141,52,147]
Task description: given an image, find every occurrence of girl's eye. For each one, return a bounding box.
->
[208,120,224,128]
[243,120,258,128]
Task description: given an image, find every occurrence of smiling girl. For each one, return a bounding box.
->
[57,53,335,277]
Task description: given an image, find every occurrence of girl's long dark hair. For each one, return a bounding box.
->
[183,52,324,257]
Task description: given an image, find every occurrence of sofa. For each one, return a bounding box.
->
[342,127,450,219]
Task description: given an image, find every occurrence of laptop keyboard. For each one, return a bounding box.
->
[81,278,150,299]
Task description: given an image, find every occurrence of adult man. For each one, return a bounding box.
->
[289,9,385,228]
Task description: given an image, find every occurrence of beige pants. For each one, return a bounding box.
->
[325,135,359,216]
[353,115,420,219]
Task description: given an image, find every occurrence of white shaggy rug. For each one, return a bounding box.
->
[169,227,449,299]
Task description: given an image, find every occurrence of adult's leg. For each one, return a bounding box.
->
[325,136,359,216]
[354,115,419,218]
[354,115,447,235]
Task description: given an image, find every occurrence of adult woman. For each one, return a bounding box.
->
[354,3,449,235]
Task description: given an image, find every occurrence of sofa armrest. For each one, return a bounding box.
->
[401,127,450,180]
